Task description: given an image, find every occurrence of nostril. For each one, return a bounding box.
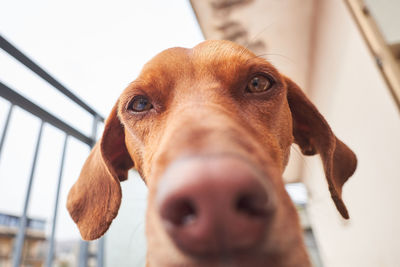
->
[162,198,197,226]
[157,157,277,256]
[235,193,269,218]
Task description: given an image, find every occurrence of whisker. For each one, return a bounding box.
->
[244,22,276,50]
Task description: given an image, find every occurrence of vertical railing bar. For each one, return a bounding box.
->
[91,114,99,146]
[78,241,89,267]
[97,236,105,267]
[79,114,100,267]
[93,114,105,267]
[45,133,69,267]
[12,120,45,267]
[0,104,14,163]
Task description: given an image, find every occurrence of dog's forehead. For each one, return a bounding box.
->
[139,40,260,80]
[192,40,257,64]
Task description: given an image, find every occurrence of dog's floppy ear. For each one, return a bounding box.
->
[285,77,357,219]
[67,101,134,240]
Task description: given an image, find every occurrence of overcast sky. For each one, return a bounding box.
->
[0,0,204,241]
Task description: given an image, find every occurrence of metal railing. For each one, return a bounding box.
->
[0,35,104,267]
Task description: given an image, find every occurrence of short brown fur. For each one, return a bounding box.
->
[67,40,356,267]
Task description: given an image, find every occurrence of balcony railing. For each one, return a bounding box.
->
[0,35,104,267]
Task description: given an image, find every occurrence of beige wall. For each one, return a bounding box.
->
[304,0,400,266]
[364,0,400,44]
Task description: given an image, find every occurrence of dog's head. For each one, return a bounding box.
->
[67,40,356,266]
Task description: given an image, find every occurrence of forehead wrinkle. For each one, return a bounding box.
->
[193,40,255,59]
[193,41,254,63]
[191,40,257,80]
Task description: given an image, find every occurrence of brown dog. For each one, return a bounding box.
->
[67,40,357,267]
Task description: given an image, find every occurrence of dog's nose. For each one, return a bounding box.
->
[157,156,274,256]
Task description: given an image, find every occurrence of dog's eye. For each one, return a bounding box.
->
[247,75,274,93]
[128,95,153,112]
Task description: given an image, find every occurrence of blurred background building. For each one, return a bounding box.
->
[1,0,399,267]
[0,213,46,266]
